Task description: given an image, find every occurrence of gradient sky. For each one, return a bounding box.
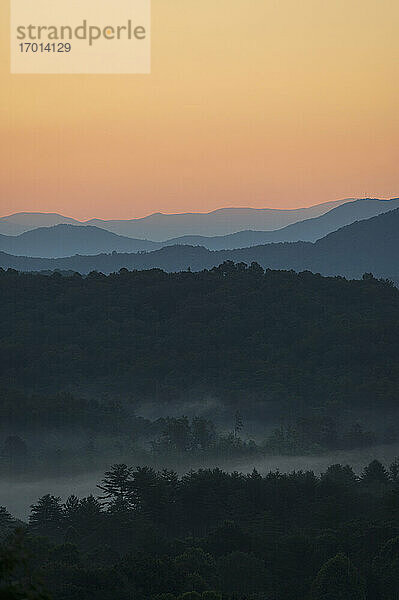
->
[1,0,398,220]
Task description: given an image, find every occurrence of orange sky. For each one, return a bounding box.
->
[1,0,399,220]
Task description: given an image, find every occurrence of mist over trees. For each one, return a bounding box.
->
[2,460,399,599]
[1,262,399,599]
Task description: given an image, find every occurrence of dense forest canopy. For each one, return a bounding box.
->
[2,460,399,599]
[1,265,399,599]
[1,263,398,413]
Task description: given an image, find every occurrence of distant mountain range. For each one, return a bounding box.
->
[0,225,160,258]
[1,207,398,280]
[0,213,78,236]
[0,198,352,238]
[163,198,399,249]
[0,198,398,258]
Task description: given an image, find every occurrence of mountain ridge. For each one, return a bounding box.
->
[1,198,398,257]
[0,207,398,281]
[163,198,399,249]
[0,198,354,238]
[0,224,160,258]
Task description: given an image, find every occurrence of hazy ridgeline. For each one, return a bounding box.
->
[1,206,399,281]
[0,199,398,258]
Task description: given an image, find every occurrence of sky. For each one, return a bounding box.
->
[1,0,398,220]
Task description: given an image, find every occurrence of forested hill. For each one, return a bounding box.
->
[1,264,398,410]
[0,207,398,279]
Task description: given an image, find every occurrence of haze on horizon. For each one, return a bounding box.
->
[0,196,364,223]
[1,0,398,220]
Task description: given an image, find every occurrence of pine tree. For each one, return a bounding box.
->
[97,464,134,507]
[29,494,63,536]
[0,506,14,529]
[361,460,389,485]
[63,494,80,525]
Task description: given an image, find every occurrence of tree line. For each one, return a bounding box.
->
[2,459,399,598]
[0,263,398,414]
[0,410,387,479]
